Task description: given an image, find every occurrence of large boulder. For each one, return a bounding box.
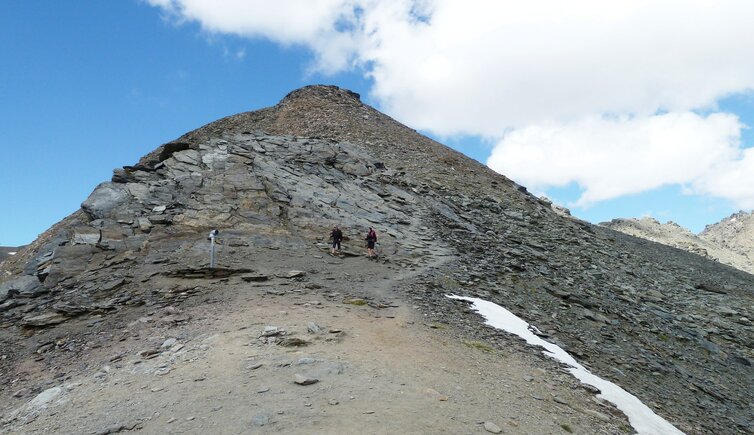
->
[81,183,130,219]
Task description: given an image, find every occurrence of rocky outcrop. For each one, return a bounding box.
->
[602,215,754,274]
[0,85,752,434]
[700,211,754,269]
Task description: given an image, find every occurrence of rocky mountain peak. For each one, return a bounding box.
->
[701,209,754,236]
[280,84,362,106]
[699,210,754,264]
[1,86,753,434]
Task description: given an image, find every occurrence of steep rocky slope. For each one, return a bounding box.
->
[602,215,754,274]
[1,86,752,434]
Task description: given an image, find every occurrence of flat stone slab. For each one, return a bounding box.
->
[278,337,310,347]
[241,274,269,282]
[293,374,319,385]
[165,268,252,279]
[22,312,70,327]
[277,270,306,278]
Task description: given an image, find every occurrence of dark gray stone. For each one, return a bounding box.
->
[82,183,130,219]
[0,275,41,300]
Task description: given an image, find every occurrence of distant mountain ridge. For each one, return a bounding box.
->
[601,212,754,274]
[0,247,21,263]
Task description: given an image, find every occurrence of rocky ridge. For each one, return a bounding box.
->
[0,247,20,263]
[700,211,754,268]
[601,214,754,274]
[0,85,752,434]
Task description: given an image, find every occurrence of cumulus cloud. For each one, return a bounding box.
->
[145,0,754,208]
[148,0,350,42]
[147,0,361,71]
[487,112,744,205]
[692,147,754,209]
[368,1,754,135]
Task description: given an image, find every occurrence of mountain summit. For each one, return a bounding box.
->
[1,85,752,434]
[701,211,754,265]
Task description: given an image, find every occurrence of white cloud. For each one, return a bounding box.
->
[692,147,754,209]
[486,112,744,206]
[145,0,754,208]
[364,1,754,136]
[148,0,350,42]
[146,0,361,72]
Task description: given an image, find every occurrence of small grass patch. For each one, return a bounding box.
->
[343,298,367,306]
[560,423,573,433]
[463,340,494,353]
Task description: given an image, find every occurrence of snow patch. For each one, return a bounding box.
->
[8,252,16,256]
[448,295,684,435]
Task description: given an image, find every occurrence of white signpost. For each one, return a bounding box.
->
[208,229,219,268]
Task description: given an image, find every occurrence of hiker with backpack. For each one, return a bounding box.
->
[365,227,377,258]
[329,225,343,255]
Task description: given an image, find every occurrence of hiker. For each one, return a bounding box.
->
[365,227,377,258]
[329,225,343,255]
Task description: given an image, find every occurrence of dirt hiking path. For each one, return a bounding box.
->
[1,240,630,434]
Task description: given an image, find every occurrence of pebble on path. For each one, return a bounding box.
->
[483,421,503,434]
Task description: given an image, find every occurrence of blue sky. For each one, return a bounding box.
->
[0,2,370,246]
[1,1,753,246]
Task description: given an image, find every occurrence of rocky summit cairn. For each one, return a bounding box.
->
[0,85,753,434]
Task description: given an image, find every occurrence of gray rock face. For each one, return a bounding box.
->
[71,227,101,245]
[0,85,752,435]
[0,275,41,301]
[81,183,130,219]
